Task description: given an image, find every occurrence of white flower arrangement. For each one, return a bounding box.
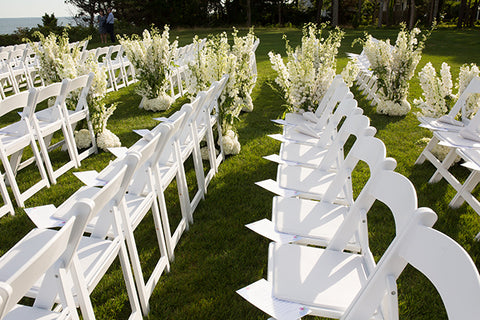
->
[74,129,92,149]
[415,62,480,119]
[358,23,432,116]
[184,29,259,155]
[119,26,177,109]
[29,30,81,84]
[269,23,344,113]
[97,129,121,151]
[220,129,241,155]
[141,94,174,111]
[341,60,360,88]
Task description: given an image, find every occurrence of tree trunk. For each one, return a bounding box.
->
[247,0,252,27]
[356,0,363,23]
[378,0,384,27]
[385,0,391,25]
[458,0,467,27]
[432,0,440,23]
[409,0,416,28]
[316,0,324,23]
[278,0,283,25]
[332,0,339,26]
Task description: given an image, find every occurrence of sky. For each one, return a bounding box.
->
[0,0,77,18]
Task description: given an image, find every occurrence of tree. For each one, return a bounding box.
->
[65,0,111,27]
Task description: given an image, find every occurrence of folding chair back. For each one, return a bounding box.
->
[0,198,94,319]
[30,79,79,184]
[62,73,97,165]
[343,207,480,319]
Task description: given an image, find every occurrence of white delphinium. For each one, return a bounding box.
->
[74,129,92,149]
[269,23,344,113]
[231,28,258,112]
[29,30,81,84]
[341,59,360,87]
[360,23,432,116]
[97,129,121,151]
[415,62,455,118]
[119,26,178,109]
[220,129,241,155]
[458,64,480,119]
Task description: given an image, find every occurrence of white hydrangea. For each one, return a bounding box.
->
[220,130,241,155]
[376,95,411,116]
[141,94,174,111]
[97,129,121,151]
[74,129,92,149]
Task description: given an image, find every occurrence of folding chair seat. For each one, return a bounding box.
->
[60,73,97,166]
[0,210,91,320]
[0,46,13,54]
[0,90,50,207]
[416,108,480,188]
[283,75,347,126]
[258,113,375,202]
[30,80,80,184]
[239,168,430,319]
[271,138,395,252]
[279,93,356,148]
[271,100,363,168]
[107,45,127,91]
[417,76,480,133]
[26,152,143,320]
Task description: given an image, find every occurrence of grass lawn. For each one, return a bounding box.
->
[2,26,480,319]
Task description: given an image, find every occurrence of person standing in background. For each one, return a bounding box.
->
[106,7,115,43]
[97,9,107,43]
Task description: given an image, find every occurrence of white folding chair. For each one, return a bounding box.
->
[154,105,195,259]
[30,80,80,184]
[22,47,43,88]
[7,49,32,92]
[107,45,127,91]
[98,124,174,315]
[94,47,114,92]
[203,74,229,174]
[0,90,50,207]
[240,168,426,319]
[27,152,143,320]
[119,45,136,85]
[271,138,396,253]
[60,73,97,166]
[0,52,18,96]
[0,201,93,320]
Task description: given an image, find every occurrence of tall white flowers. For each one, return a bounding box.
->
[183,28,259,155]
[119,26,178,111]
[358,23,432,116]
[415,62,480,119]
[269,23,344,113]
[30,31,121,151]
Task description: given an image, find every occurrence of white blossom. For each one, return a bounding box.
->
[97,129,121,151]
[74,129,92,149]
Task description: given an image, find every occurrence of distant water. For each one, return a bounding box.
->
[0,17,77,35]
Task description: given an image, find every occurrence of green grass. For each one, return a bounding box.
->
[2,27,480,319]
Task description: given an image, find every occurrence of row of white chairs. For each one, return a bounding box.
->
[238,75,480,319]
[416,76,480,238]
[0,40,89,99]
[0,74,229,320]
[0,73,97,213]
[347,37,387,106]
